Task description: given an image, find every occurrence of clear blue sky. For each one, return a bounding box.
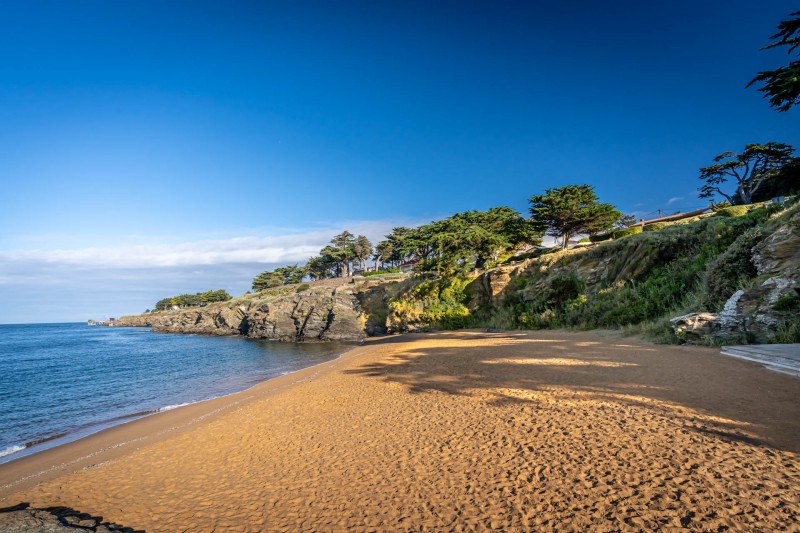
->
[1,1,797,323]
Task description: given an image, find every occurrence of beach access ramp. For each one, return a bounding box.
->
[720,344,800,376]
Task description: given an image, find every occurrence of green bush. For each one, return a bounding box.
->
[773,292,800,312]
[543,271,584,310]
[590,233,612,243]
[502,251,538,263]
[717,205,749,217]
[771,314,800,343]
[611,226,643,239]
[703,227,761,310]
[388,277,472,330]
[643,222,669,232]
[296,283,311,292]
[363,267,400,277]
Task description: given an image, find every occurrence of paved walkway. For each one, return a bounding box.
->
[721,344,800,376]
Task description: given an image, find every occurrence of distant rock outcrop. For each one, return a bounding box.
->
[116,278,402,342]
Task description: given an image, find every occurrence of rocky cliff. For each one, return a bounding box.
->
[671,207,800,343]
[118,203,799,346]
[468,202,800,344]
[117,277,404,342]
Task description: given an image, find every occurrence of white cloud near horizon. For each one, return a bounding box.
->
[0,219,429,322]
[0,220,417,274]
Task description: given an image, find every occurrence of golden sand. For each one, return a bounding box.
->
[1,330,799,531]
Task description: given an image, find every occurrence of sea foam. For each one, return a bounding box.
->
[0,444,25,459]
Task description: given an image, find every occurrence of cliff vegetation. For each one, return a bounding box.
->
[391,200,800,345]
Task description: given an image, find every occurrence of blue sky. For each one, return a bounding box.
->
[1,1,798,323]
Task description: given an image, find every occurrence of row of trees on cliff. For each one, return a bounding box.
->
[153,290,232,311]
[251,231,375,290]
[250,185,629,289]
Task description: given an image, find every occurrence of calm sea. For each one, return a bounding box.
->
[0,323,349,463]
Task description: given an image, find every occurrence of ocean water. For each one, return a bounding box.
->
[0,323,349,463]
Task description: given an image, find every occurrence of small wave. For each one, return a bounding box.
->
[159,402,193,412]
[0,444,26,458]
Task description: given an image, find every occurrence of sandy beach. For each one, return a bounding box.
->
[1,330,799,531]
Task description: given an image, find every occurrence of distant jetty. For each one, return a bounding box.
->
[87,318,117,327]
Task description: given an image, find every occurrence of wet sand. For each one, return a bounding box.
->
[1,330,799,531]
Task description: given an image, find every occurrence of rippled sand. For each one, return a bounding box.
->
[2,330,799,531]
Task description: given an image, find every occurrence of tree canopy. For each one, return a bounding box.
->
[353,235,373,271]
[246,194,615,286]
[327,231,357,277]
[306,253,338,281]
[252,265,307,291]
[748,11,800,112]
[698,142,796,204]
[374,207,539,274]
[528,185,620,249]
[750,157,800,201]
[154,290,232,311]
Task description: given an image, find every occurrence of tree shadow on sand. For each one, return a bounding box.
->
[352,331,800,453]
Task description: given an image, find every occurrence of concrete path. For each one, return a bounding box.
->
[720,344,800,376]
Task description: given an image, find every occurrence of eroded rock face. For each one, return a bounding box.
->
[115,305,247,335]
[753,215,800,276]
[671,211,800,343]
[472,265,517,309]
[115,279,399,342]
[245,286,365,342]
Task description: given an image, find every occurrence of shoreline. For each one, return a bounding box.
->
[2,330,798,530]
[0,340,364,496]
[0,327,356,467]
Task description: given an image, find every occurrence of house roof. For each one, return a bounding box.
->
[636,207,711,226]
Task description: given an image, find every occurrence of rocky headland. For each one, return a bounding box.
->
[118,202,799,345]
[115,277,400,342]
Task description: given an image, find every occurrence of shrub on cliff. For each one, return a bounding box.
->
[388,278,472,331]
[611,226,643,239]
[703,227,762,310]
[589,233,612,243]
[716,205,749,217]
[643,222,669,232]
[363,267,400,277]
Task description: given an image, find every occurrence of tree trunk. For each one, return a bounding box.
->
[738,183,751,205]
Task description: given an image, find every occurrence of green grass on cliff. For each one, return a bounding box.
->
[485,205,789,339]
[386,277,473,331]
[386,201,798,343]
